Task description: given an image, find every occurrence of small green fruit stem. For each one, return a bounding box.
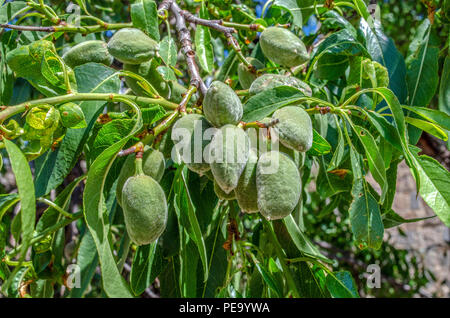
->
[226,34,254,71]
[134,156,144,176]
[0,93,178,124]
[235,89,249,96]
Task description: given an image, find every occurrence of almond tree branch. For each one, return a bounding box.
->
[159,0,207,96]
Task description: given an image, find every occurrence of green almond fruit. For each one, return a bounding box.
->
[171,114,212,174]
[214,180,236,200]
[123,60,170,98]
[203,81,243,127]
[235,149,259,213]
[107,28,159,64]
[62,40,113,69]
[122,175,168,245]
[258,117,299,160]
[271,106,313,152]
[259,27,309,67]
[238,57,265,89]
[256,151,301,220]
[116,148,166,207]
[249,73,312,96]
[59,102,86,128]
[210,125,250,194]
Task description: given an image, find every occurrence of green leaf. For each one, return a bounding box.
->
[352,125,387,204]
[180,237,199,297]
[199,206,227,298]
[382,209,434,229]
[82,99,142,298]
[323,10,356,34]
[41,50,68,89]
[351,87,419,189]
[130,242,167,296]
[34,63,120,197]
[252,258,282,297]
[30,279,54,298]
[5,141,36,235]
[0,193,19,222]
[156,65,177,81]
[349,178,384,250]
[405,116,448,141]
[326,271,359,298]
[159,36,177,67]
[352,0,370,20]
[410,153,450,226]
[159,257,180,297]
[402,106,450,131]
[314,28,368,56]
[2,139,36,294]
[310,29,368,79]
[363,109,402,151]
[6,266,30,298]
[315,53,348,80]
[306,129,332,156]
[283,215,331,263]
[327,118,345,171]
[130,0,160,41]
[359,19,407,103]
[348,57,389,98]
[195,1,214,73]
[142,105,167,125]
[89,119,137,161]
[242,86,308,122]
[179,167,209,282]
[272,0,315,28]
[217,49,238,82]
[68,230,98,298]
[294,262,329,298]
[406,19,439,107]
[83,142,135,297]
[439,55,450,115]
[0,1,27,24]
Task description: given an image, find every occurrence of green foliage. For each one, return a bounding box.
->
[0,0,449,299]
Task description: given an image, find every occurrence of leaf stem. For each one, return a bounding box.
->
[0,93,178,123]
[37,198,74,219]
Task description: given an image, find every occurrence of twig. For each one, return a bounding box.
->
[159,0,207,95]
[0,24,54,32]
[178,85,197,113]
